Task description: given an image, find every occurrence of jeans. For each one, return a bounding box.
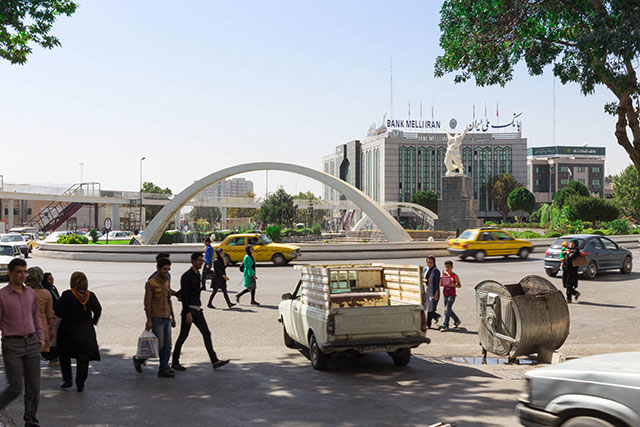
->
[172,310,218,366]
[139,318,173,373]
[0,335,41,425]
[442,295,460,328]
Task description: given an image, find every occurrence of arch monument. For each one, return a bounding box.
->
[352,202,438,231]
[142,162,412,244]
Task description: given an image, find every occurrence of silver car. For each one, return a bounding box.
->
[0,234,29,258]
[544,234,633,280]
[518,352,640,426]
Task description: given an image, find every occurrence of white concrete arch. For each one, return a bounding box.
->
[352,202,438,232]
[142,162,412,244]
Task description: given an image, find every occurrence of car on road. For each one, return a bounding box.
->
[215,233,300,266]
[544,234,633,280]
[0,244,24,280]
[448,227,533,261]
[279,264,429,370]
[20,233,38,252]
[43,230,76,243]
[0,234,29,258]
[518,351,640,427]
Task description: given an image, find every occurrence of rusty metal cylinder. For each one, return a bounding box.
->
[475,275,570,358]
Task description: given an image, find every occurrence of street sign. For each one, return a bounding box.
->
[104,217,112,231]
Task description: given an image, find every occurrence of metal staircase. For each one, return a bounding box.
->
[26,183,96,232]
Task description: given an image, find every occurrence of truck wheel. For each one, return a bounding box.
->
[583,261,597,280]
[560,415,616,427]
[545,268,558,278]
[309,333,328,370]
[272,253,287,266]
[518,248,529,260]
[620,256,632,274]
[474,251,486,262]
[283,323,296,349]
[390,348,411,366]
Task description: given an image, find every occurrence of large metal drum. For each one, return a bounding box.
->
[475,275,569,359]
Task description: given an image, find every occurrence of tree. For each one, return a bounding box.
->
[1,1,78,65]
[487,174,521,221]
[410,191,438,214]
[613,164,640,219]
[566,194,619,222]
[227,191,258,219]
[256,187,296,227]
[188,206,222,229]
[141,182,172,224]
[436,1,640,185]
[507,187,536,218]
[553,180,590,208]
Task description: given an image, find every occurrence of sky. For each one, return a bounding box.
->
[0,0,630,198]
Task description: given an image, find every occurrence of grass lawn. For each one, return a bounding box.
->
[89,240,131,245]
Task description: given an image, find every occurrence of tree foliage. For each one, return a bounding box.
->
[566,194,619,222]
[612,164,640,219]
[410,190,438,214]
[141,182,172,224]
[256,187,296,227]
[0,0,78,65]
[487,174,521,221]
[436,0,640,182]
[553,180,590,208]
[507,186,536,215]
[188,206,221,230]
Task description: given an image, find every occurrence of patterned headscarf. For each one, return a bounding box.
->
[26,266,44,290]
[70,271,91,310]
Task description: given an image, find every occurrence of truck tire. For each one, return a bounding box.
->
[390,348,411,366]
[309,333,328,370]
[272,253,287,266]
[283,323,296,349]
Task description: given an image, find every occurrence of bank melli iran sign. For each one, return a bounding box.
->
[387,119,441,129]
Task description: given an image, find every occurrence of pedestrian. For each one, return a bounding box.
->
[149,253,172,281]
[41,272,61,365]
[171,252,230,372]
[201,237,214,290]
[134,257,177,377]
[0,258,45,427]
[55,272,102,392]
[422,256,441,328]
[564,239,582,303]
[25,267,55,363]
[207,248,236,309]
[439,260,462,332]
[236,245,259,305]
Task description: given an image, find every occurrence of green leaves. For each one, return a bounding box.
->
[257,187,297,228]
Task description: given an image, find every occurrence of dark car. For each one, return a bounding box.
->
[544,234,633,280]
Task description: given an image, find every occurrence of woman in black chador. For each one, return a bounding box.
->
[207,248,236,309]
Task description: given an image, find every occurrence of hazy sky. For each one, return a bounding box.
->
[0,1,629,197]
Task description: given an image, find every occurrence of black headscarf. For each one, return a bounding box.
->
[246,244,256,266]
[215,247,225,264]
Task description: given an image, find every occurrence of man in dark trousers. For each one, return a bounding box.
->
[0,258,45,427]
[201,238,213,290]
[172,252,229,371]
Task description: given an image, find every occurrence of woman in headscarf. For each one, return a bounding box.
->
[564,239,582,303]
[207,248,236,309]
[41,272,61,366]
[26,267,55,358]
[236,245,259,305]
[55,271,102,392]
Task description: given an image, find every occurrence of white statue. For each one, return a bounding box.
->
[444,124,473,176]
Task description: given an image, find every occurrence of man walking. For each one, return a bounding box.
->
[134,257,176,377]
[0,258,45,427]
[201,238,214,290]
[172,252,229,371]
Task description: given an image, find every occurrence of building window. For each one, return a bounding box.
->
[592,166,601,173]
[578,178,585,184]
[436,147,446,197]
[560,178,569,185]
[374,148,380,202]
[577,166,585,173]
[592,179,601,188]
[366,150,372,198]
[535,166,540,173]
[560,166,569,173]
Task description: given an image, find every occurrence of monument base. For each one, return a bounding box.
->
[435,175,483,232]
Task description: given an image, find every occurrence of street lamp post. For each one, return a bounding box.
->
[139,157,146,230]
[79,162,84,183]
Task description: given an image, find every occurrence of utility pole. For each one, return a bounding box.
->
[139,157,146,230]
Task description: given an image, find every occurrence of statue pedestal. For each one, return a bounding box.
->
[436,175,483,232]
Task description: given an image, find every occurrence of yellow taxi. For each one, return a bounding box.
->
[21,233,38,253]
[448,227,532,262]
[215,233,301,266]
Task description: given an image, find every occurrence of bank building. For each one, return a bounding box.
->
[321,116,528,222]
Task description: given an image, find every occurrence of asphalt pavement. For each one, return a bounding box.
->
[1,250,639,426]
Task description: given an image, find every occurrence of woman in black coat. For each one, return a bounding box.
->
[55,271,102,392]
[207,248,236,309]
[564,239,582,303]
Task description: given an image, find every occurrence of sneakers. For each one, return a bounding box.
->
[133,356,143,373]
[453,321,461,329]
[171,363,187,371]
[440,326,449,332]
[213,359,230,370]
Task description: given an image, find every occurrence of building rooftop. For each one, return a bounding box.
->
[528,146,606,157]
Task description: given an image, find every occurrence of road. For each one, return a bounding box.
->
[2,251,639,426]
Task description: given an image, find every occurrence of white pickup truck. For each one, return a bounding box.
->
[278,264,430,370]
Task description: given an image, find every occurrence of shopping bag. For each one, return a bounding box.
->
[574,254,588,267]
[136,330,159,359]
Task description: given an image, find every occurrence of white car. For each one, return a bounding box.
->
[0,234,29,258]
[0,244,24,280]
[98,231,131,241]
[43,231,75,243]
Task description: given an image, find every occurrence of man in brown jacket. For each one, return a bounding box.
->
[134,258,176,377]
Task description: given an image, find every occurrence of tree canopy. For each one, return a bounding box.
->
[612,164,640,219]
[1,0,78,65]
[410,191,438,214]
[553,180,590,208]
[256,188,296,227]
[436,1,640,181]
[141,182,172,224]
[487,174,521,221]
[188,206,221,230]
[507,186,536,215]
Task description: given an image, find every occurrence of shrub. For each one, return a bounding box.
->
[264,224,282,242]
[88,228,99,243]
[543,231,562,238]
[591,229,606,236]
[57,234,88,244]
[158,231,185,244]
[311,223,322,235]
[484,221,499,226]
[603,218,631,235]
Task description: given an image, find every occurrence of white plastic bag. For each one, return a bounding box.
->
[136,330,159,359]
